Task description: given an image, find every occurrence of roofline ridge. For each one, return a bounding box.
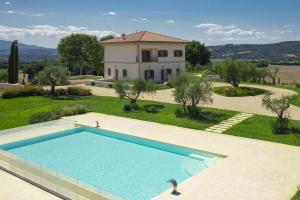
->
[143,31,188,42]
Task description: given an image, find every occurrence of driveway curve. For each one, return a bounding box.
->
[81,83,300,120]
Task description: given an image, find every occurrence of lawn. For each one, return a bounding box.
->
[225,115,300,146]
[290,87,300,107]
[0,96,235,131]
[2,96,300,147]
[292,189,300,200]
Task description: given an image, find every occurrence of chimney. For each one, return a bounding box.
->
[121,33,126,40]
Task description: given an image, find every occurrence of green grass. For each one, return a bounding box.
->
[292,189,300,200]
[0,96,235,131]
[225,115,300,146]
[2,95,300,147]
[214,86,268,97]
[290,87,300,107]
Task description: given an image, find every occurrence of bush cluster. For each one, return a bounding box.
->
[214,86,267,97]
[123,104,139,112]
[67,86,92,96]
[2,86,45,99]
[28,105,88,124]
[2,86,91,99]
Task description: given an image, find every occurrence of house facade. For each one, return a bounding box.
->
[100,31,188,82]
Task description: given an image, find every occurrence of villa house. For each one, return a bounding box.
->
[100,31,188,82]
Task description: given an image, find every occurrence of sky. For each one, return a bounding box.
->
[0,0,299,48]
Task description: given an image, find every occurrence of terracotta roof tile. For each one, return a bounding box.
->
[100,31,188,44]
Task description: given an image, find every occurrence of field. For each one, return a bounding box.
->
[269,65,300,84]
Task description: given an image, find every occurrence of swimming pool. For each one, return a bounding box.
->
[0,127,222,200]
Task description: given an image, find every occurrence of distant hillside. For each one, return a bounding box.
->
[208,41,300,64]
[0,40,58,62]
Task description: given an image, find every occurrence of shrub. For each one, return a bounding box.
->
[271,119,289,134]
[144,105,159,113]
[67,86,92,96]
[108,83,113,88]
[296,83,300,88]
[61,105,87,115]
[174,107,184,118]
[123,104,132,112]
[28,111,59,124]
[214,86,267,97]
[2,86,45,99]
[29,105,88,124]
[187,105,201,118]
[0,69,8,82]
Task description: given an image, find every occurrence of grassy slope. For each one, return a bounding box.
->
[0,96,235,131]
[225,115,300,146]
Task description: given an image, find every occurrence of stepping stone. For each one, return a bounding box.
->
[205,112,254,134]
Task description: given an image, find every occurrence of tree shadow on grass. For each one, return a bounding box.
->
[192,111,227,124]
[178,110,228,124]
[143,104,165,113]
[50,96,81,101]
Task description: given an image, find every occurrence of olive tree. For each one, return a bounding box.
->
[262,94,291,133]
[267,67,279,85]
[115,79,156,109]
[37,64,70,96]
[172,73,213,117]
[214,60,243,87]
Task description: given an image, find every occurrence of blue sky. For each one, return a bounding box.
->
[0,0,299,48]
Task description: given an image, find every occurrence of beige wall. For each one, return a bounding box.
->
[104,44,137,63]
[103,42,186,82]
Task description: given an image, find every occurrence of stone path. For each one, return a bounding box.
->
[205,113,254,133]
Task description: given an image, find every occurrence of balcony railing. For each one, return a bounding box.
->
[142,57,158,63]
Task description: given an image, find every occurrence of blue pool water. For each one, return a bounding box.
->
[1,127,220,200]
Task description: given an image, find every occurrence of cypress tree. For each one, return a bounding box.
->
[7,40,19,84]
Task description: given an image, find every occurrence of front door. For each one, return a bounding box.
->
[161,69,165,83]
[144,70,154,80]
[115,69,119,80]
[166,69,172,81]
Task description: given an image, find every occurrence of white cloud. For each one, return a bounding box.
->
[4,1,10,5]
[1,10,48,17]
[195,23,265,40]
[0,24,118,39]
[103,11,116,16]
[296,37,300,41]
[165,20,175,24]
[7,10,16,14]
[273,29,292,35]
[283,24,294,28]
[131,17,150,22]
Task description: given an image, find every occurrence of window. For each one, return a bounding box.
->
[158,50,168,57]
[176,68,180,75]
[123,69,127,77]
[108,68,111,76]
[174,50,183,57]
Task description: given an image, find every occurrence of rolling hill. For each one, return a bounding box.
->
[0,40,58,62]
[208,41,300,64]
[0,40,300,64]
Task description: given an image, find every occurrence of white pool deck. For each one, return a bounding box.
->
[0,113,300,200]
